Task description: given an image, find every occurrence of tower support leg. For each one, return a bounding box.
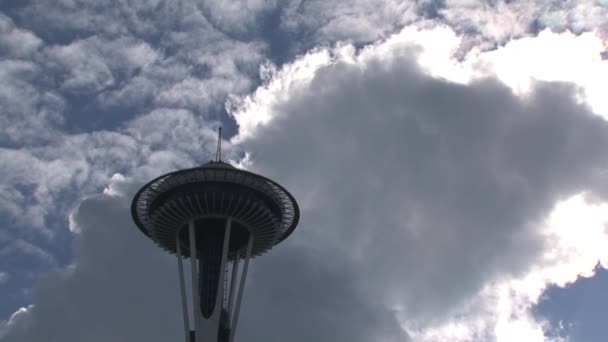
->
[198,219,232,341]
[180,219,252,342]
[189,220,201,342]
[176,237,191,342]
[226,256,239,324]
[229,235,254,342]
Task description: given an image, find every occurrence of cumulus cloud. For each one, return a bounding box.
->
[0,175,407,342]
[0,14,41,59]
[0,107,225,234]
[228,28,608,340]
[0,0,267,145]
[0,239,57,269]
[0,107,224,306]
[0,0,265,299]
[266,0,608,57]
[0,180,183,342]
[0,58,65,145]
[0,272,10,285]
[2,1,608,342]
[3,24,608,342]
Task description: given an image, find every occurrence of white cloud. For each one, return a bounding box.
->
[0,107,222,235]
[2,2,608,342]
[536,0,608,35]
[196,0,279,35]
[0,0,265,247]
[402,193,608,342]
[45,40,115,94]
[0,272,10,285]
[0,306,33,340]
[441,0,540,42]
[474,30,608,118]
[0,182,198,342]
[0,59,65,145]
[227,25,608,341]
[0,15,42,59]
[0,240,57,268]
[232,26,608,142]
[269,0,608,56]
[228,50,335,142]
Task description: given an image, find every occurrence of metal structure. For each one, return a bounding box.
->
[131,129,299,342]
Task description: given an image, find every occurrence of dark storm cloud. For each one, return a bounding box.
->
[235,49,608,331]
[2,38,608,342]
[1,1,607,341]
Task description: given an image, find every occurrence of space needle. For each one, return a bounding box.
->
[131,128,300,342]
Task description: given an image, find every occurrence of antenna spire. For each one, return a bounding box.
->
[215,127,222,162]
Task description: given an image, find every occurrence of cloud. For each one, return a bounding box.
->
[232,25,608,137]
[1,2,608,342]
[280,0,419,44]
[0,0,264,283]
[0,181,183,342]
[0,58,65,145]
[0,239,57,269]
[0,272,10,285]
[0,14,42,59]
[195,0,280,36]
[0,0,266,143]
[0,153,409,342]
[3,23,608,342]
[267,0,608,58]
[474,30,608,118]
[228,27,608,340]
[534,0,608,35]
[0,107,223,234]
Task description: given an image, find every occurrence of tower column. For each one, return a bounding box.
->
[229,235,254,342]
[188,220,201,341]
[176,237,191,342]
[227,256,240,322]
[198,218,232,342]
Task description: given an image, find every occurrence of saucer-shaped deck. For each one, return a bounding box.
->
[131,161,299,259]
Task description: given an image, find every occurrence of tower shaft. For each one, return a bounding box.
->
[177,218,254,342]
[131,159,299,342]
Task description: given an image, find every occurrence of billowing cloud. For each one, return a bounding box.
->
[228,28,608,340]
[0,175,408,342]
[0,0,265,299]
[1,1,608,341]
[3,24,608,342]
[0,180,183,342]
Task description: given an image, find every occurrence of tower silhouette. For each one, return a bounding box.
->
[131,129,300,342]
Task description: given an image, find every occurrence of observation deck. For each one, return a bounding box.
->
[131,161,299,259]
[131,158,299,342]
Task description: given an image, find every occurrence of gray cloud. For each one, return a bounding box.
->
[0,58,65,145]
[0,272,9,285]
[232,48,608,335]
[1,1,607,341]
[0,0,264,295]
[3,43,607,341]
[0,14,41,59]
[0,238,57,269]
[0,174,408,342]
[0,184,183,342]
[272,0,608,58]
[240,243,408,342]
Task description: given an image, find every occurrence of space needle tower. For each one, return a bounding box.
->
[131,129,300,342]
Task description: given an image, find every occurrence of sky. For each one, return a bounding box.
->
[0,0,608,341]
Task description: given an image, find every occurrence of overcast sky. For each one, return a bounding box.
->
[1,1,608,341]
